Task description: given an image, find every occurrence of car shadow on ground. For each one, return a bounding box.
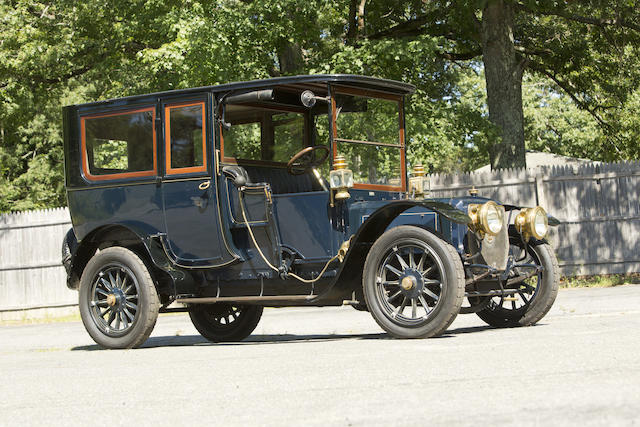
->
[70,324,502,351]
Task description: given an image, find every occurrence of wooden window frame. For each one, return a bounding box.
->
[80,107,157,182]
[165,101,208,175]
[330,86,406,192]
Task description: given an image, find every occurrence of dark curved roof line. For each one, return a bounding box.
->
[69,74,416,109]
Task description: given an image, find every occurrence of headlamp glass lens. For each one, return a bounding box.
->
[486,205,503,234]
[534,209,548,238]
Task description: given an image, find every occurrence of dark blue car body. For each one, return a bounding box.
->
[61,75,527,309]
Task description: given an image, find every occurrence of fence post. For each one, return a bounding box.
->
[534,173,548,209]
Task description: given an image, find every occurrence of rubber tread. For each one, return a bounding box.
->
[476,241,559,327]
[189,305,263,343]
[363,226,465,339]
[79,247,160,349]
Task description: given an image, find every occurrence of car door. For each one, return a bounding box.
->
[161,97,233,266]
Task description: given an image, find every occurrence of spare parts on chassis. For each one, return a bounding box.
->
[61,75,560,349]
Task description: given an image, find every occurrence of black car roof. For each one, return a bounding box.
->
[68,74,416,109]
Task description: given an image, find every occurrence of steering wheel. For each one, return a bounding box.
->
[287,145,330,175]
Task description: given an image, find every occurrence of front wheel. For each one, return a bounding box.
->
[189,303,263,342]
[476,240,559,327]
[79,247,160,349]
[363,226,465,339]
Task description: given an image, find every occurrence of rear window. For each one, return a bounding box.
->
[165,102,206,175]
[81,108,157,181]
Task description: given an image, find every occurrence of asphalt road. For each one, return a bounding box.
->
[1,285,639,426]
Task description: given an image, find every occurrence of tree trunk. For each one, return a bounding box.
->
[481,0,526,169]
[346,0,366,43]
[277,42,304,75]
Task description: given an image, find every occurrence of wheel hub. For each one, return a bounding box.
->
[106,289,125,309]
[401,276,416,290]
[399,269,423,298]
[106,294,117,307]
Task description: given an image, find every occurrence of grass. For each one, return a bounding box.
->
[0,312,81,326]
[560,273,639,288]
[0,309,187,327]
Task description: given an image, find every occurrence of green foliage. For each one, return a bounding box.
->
[522,76,606,160]
[561,274,639,288]
[93,140,129,170]
[1,0,639,211]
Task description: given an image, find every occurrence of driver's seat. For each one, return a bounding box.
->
[242,165,324,194]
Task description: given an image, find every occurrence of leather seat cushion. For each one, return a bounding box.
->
[242,165,323,194]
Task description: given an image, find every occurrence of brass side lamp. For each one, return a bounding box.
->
[329,155,353,206]
[408,164,429,200]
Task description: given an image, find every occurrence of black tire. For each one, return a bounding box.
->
[61,228,77,274]
[189,304,263,342]
[79,247,160,349]
[363,226,465,338]
[476,240,559,327]
[350,302,369,312]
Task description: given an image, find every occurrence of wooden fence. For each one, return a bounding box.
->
[1,160,638,319]
[427,160,640,275]
[0,208,76,321]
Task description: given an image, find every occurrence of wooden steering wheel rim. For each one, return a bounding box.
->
[287,145,330,175]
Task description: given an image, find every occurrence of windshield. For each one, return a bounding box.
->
[333,92,404,189]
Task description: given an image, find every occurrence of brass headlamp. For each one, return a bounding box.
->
[408,164,429,200]
[329,155,353,205]
[515,206,549,240]
[468,201,505,237]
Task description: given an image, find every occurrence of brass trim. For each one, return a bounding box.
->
[337,236,353,262]
[468,201,504,237]
[106,294,116,306]
[515,206,548,240]
[163,176,210,182]
[334,137,403,148]
[264,186,272,204]
[401,276,416,291]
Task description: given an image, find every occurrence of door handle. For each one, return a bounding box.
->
[198,180,211,191]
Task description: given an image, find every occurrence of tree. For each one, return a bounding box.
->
[363,0,640,169]
[1,0,639,211]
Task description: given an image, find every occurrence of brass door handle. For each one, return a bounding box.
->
[198,180,211,191]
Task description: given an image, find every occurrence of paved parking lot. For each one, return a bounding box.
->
[1,285,639,426]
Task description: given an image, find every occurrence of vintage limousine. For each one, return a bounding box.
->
[61,75,559,349]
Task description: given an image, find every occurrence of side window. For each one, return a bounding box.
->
[223,122,261,161]
[165,102,207,175]
[221,106,307,163]
[81,108,156,181]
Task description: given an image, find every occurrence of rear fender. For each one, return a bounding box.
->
[63,225,186,301]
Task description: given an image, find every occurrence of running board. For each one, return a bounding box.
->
[175,295,315,304]
[465,289,519,298]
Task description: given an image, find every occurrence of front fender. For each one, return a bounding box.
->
[310,200,470,303]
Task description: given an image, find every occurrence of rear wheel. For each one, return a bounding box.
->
[79,247,159,349]
[363,226,465,338]
[476,240,559,327]
[189,303,263,342]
